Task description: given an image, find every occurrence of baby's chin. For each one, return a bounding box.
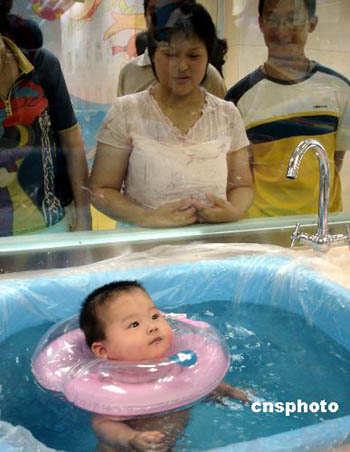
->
[146,346,169,361]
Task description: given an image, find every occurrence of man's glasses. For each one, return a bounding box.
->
[263,16,308,29]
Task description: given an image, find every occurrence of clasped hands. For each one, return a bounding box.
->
[144,193,240,228]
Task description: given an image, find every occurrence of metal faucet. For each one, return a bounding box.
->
[286,138,350,252]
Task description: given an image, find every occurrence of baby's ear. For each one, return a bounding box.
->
[91,341,107,358]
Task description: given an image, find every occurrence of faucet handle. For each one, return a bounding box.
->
[346,224,350,250]
[290,223,301,248]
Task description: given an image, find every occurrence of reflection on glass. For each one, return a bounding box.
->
[225,0,350,219]
[0,2,92,237]
[0,0,349,242]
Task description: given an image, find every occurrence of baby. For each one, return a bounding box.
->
[80,280,248,452]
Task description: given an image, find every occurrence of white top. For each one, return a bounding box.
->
[136,48,152,67]
[97,88,249,209]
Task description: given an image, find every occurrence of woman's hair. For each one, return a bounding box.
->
[258,0,316,19]
[147,1,218,82]
[211,37,228,77]
[79,280,145,347]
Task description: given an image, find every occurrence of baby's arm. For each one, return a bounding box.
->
[91,415,166,451]
[211,382,250,403]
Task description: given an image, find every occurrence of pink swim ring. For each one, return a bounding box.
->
[31,314,230,417]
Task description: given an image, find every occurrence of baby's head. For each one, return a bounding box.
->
[79,280,173,361]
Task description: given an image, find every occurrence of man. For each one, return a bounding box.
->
[226,0,350,218]
[117,0,227,98]
[0,33,91,235]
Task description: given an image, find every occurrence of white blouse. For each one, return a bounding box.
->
[97,87,249,209]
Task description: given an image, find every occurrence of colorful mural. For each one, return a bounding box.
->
[61,0,144,103]
[67,0,103,20]
[31,0,76,21]
[59,0,145,229]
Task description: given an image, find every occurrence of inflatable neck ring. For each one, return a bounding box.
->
[31,314,230,417]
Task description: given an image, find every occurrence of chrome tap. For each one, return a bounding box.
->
[286,139,350,252]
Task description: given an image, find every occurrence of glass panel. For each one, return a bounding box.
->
[0,0,349,253]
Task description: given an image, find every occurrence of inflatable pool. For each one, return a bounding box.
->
[0,243,349,451]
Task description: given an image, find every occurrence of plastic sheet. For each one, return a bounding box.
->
[0,421,63,452]
[0,242,350,451]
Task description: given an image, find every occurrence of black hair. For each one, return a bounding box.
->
[0,0,43,50]
[79,280,146,347]
[144,0,196,16]
[135,30,148,56]
[0,0,13,33]
[258,0,316,19]
[211,37,228,77]
[147,1,217,82]
[0,0,12,14]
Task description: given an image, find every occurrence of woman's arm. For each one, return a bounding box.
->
[58,125,92,231]
[191,145,254,223]
[226,144,254,217]
[89,142,197,228]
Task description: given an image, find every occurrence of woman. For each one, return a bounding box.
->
[0,32,91,236]
[90,1,253,228]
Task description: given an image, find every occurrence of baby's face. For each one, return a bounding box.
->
[92,288,173,361]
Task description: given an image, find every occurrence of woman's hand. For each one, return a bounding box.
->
[142,199,197,228]
[71,208,92,231]
[190,193,242,224]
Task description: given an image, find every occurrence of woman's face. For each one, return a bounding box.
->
[153,32,208,97]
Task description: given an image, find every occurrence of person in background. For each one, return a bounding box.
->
[225,0,350,218]
[0,0,42,49]
[89,1,253,228]
[80,280,248,451]
[117,0,227,98]
[0,31,91,235]
[135,30,148,56]
[211,37,228,77]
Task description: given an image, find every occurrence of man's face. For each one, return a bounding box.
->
[259,0,317,60]
[91,289,173,361]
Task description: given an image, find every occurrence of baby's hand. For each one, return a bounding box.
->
[129,430,167,451]
[212,382,250,403]
[223,385,250,403]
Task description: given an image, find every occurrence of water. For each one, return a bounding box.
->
[1,300,349,451]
